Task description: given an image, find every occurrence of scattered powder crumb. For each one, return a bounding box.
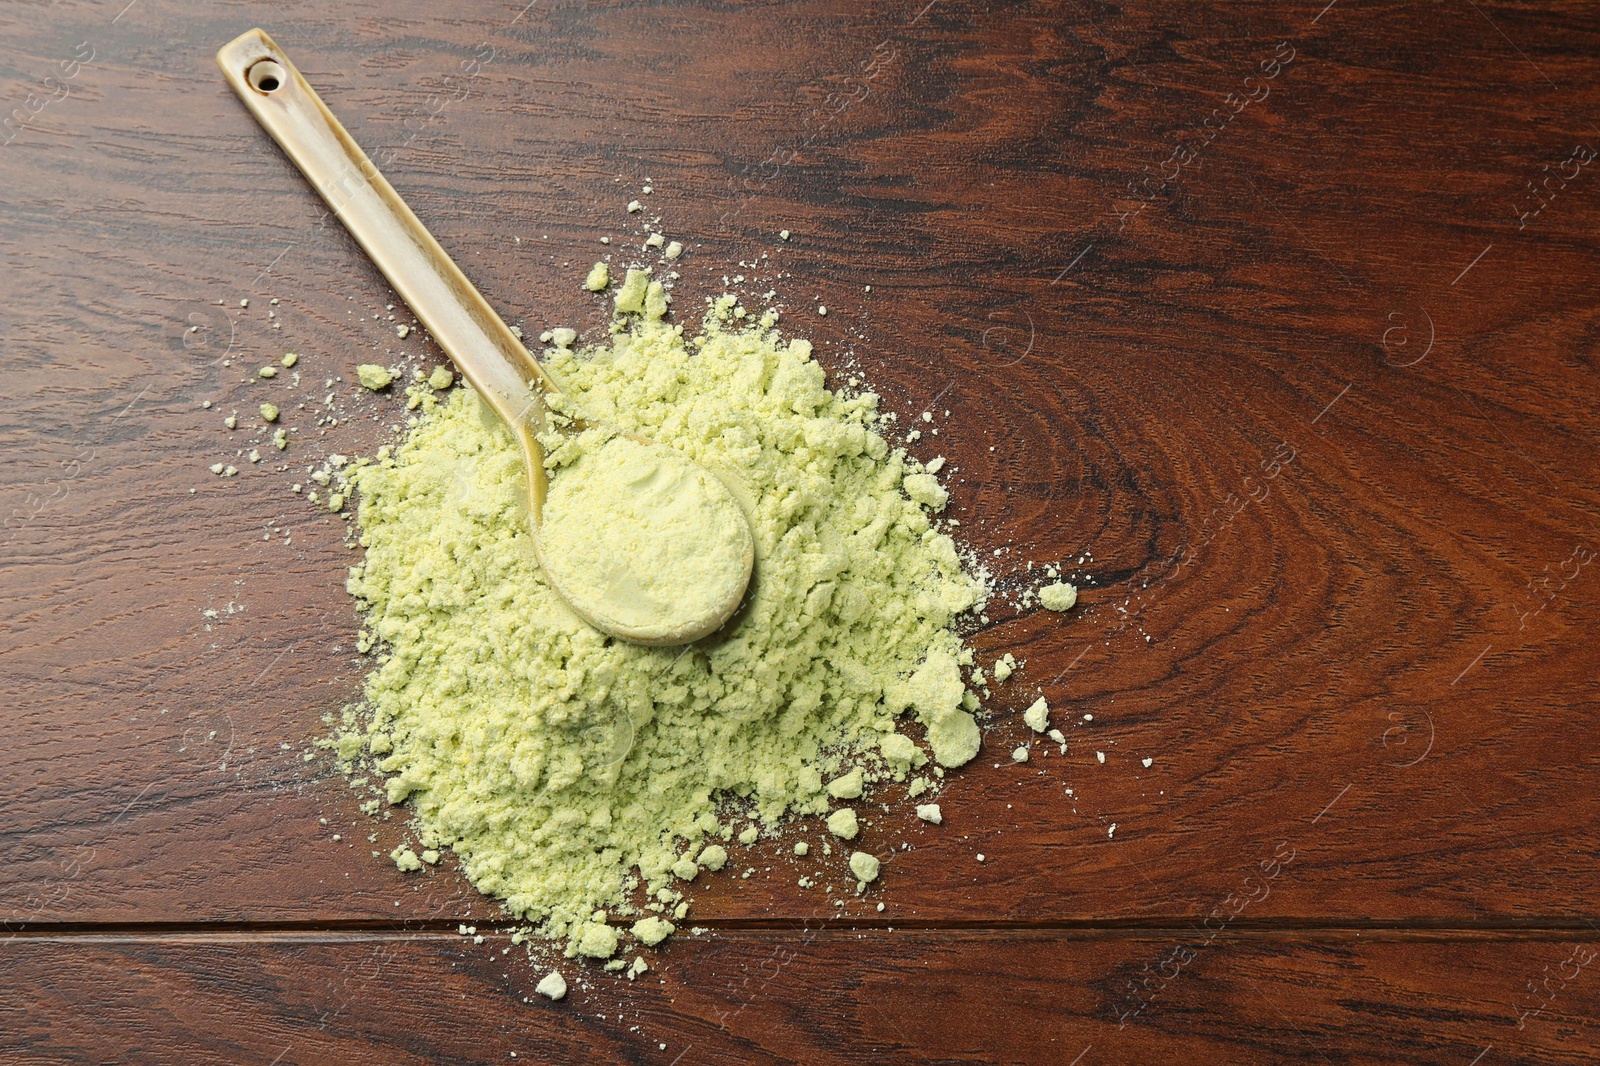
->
[698,845,729,872]
[390,845,423,872]
[550,327,577,348]
[224,414,238,430]
[1023,697,1050,733]
[827,809,860,840]
[794,842,810,857]
[1039,582,1077,612]
[849,851,880,883]
[535,970,567,1001]
[993,653,1017,683]
[427,366,454,390]
[258,366,277,379]
[779,230,790,240]
[1096,751,1106,764]
[260,403,280,423]
[357,364,395,391]
[583,262,611,292]
[396,324,411,338]
[915,803,942,824]
[645,233,665,250]
[1011,746,1029,763]
[1142,757,1154,768]
[627,199,642,213]
[664,240,683,259]
[281,352,299,368]
[630,916,675,947]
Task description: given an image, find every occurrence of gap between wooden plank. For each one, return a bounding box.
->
[7,917,1600,942]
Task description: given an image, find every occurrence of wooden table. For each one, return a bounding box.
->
[6,1,1599,1062]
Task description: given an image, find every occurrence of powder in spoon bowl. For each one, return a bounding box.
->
[536,431,753,644]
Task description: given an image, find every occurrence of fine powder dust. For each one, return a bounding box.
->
[330,272,987,953]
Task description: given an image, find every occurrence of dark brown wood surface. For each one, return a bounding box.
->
[4,0,1600,1061]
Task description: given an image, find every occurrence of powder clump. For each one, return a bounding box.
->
[332,282,986,950]
[890,648,981,768]
[1039,581,1077,611]
[631,916,675,946]
[993,652,1017,682]
[571,921,620,959]
[827,808,860,840]
[357,364,395,391]
[827,769,864,800]
[901,472,948,511]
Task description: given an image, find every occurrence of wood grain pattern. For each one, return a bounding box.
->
[7,932,1600,1065]
[4,0,1600,1060]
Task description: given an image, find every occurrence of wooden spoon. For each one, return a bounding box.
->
[216,28,753,646]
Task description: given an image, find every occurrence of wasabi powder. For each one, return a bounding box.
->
[536,430,752,643]
[356,364,395,391]
[331,273,988,951]
[1039,581,1077,611]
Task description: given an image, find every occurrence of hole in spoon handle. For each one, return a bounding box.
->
[246,59,285,94]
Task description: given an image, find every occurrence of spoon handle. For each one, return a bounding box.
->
[215,28,554,497]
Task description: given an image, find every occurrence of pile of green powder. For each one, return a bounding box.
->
[328,270,987,954]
